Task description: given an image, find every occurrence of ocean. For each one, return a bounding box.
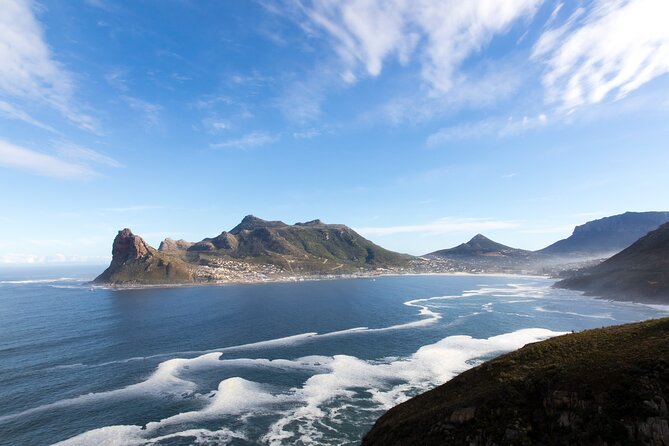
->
[0,266,666,445]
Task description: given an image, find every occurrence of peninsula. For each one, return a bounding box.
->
[94,215,415,286]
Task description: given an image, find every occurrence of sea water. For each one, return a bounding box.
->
[0,266,666,445]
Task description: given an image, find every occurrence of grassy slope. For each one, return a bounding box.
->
[363,318,669,445]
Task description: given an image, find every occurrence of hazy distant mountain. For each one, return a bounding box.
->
[556,222,669,303]
[426,234,530,258]
[94,216,412,285]
[425,234,534,273]
[539,211,669,257]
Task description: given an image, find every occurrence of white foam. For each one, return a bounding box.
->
[0,352,224,425]
[53,425,247,446]
[534,306,615,320]
[55,327,565,445]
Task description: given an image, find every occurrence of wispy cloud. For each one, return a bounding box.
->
[211,132,278,150]
[0,100,57,132]
[294,0,541,94]
[426,113,548,146]
[0,0,98,131]
[0,139,119,179]
[534,0,669,111]
[355,217,518,236]
[98,205,161,213]
[56,142,122,168]
[0,140,96,179]
[122,96,162,128]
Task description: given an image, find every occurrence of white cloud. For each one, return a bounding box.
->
[211,132,278,150]
[0,0,97,131]
[297,0,541,94]
[534,0,669,110]
[355,217,518,236]
[0,139,119,179]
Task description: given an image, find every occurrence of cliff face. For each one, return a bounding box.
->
[362,318,669,446]
[93,229,195,285]
[556,222,669,303]
[540,211,669,257]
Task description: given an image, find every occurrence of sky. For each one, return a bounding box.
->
[1,0,669,264]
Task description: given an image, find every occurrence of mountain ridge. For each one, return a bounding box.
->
[94,216,413,285]
[556,221,669,303]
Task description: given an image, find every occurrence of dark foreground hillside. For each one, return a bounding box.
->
[362,318,669,446]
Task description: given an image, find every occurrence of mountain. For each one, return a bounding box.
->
[540,211,669,258]
[427,234,530,258]
[362,317,669,446]
[425,234,535,273]
[94,216,412,285]
[556,222,669,303]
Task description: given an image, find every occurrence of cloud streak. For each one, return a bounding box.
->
[534,0,669,110]
[0,139,119,179]
[355,217,518,236]
[211,132,278,150]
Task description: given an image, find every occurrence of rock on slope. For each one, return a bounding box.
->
[93,229,195,285]
[556,222,669,303]
[362,318,669,446]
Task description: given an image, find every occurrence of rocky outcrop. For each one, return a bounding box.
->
[362,318,669,446]
[158,238,193,252]
[556,222,669,303]
[93,229,195,285]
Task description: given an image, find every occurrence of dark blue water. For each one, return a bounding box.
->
[0,267,666,445]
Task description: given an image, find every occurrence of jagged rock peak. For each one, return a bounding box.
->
[112,228,151,263]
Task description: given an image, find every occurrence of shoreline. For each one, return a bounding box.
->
[90,271,554,291]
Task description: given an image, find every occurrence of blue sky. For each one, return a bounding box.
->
[1,0,669,263]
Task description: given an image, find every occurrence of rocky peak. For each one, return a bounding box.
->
[111,228,151,264]
[230,215,287,234]
[158,238,193,252]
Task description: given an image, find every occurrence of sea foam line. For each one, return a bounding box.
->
[54,327,565,446]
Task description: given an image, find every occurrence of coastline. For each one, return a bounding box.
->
[90,270,553,291]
